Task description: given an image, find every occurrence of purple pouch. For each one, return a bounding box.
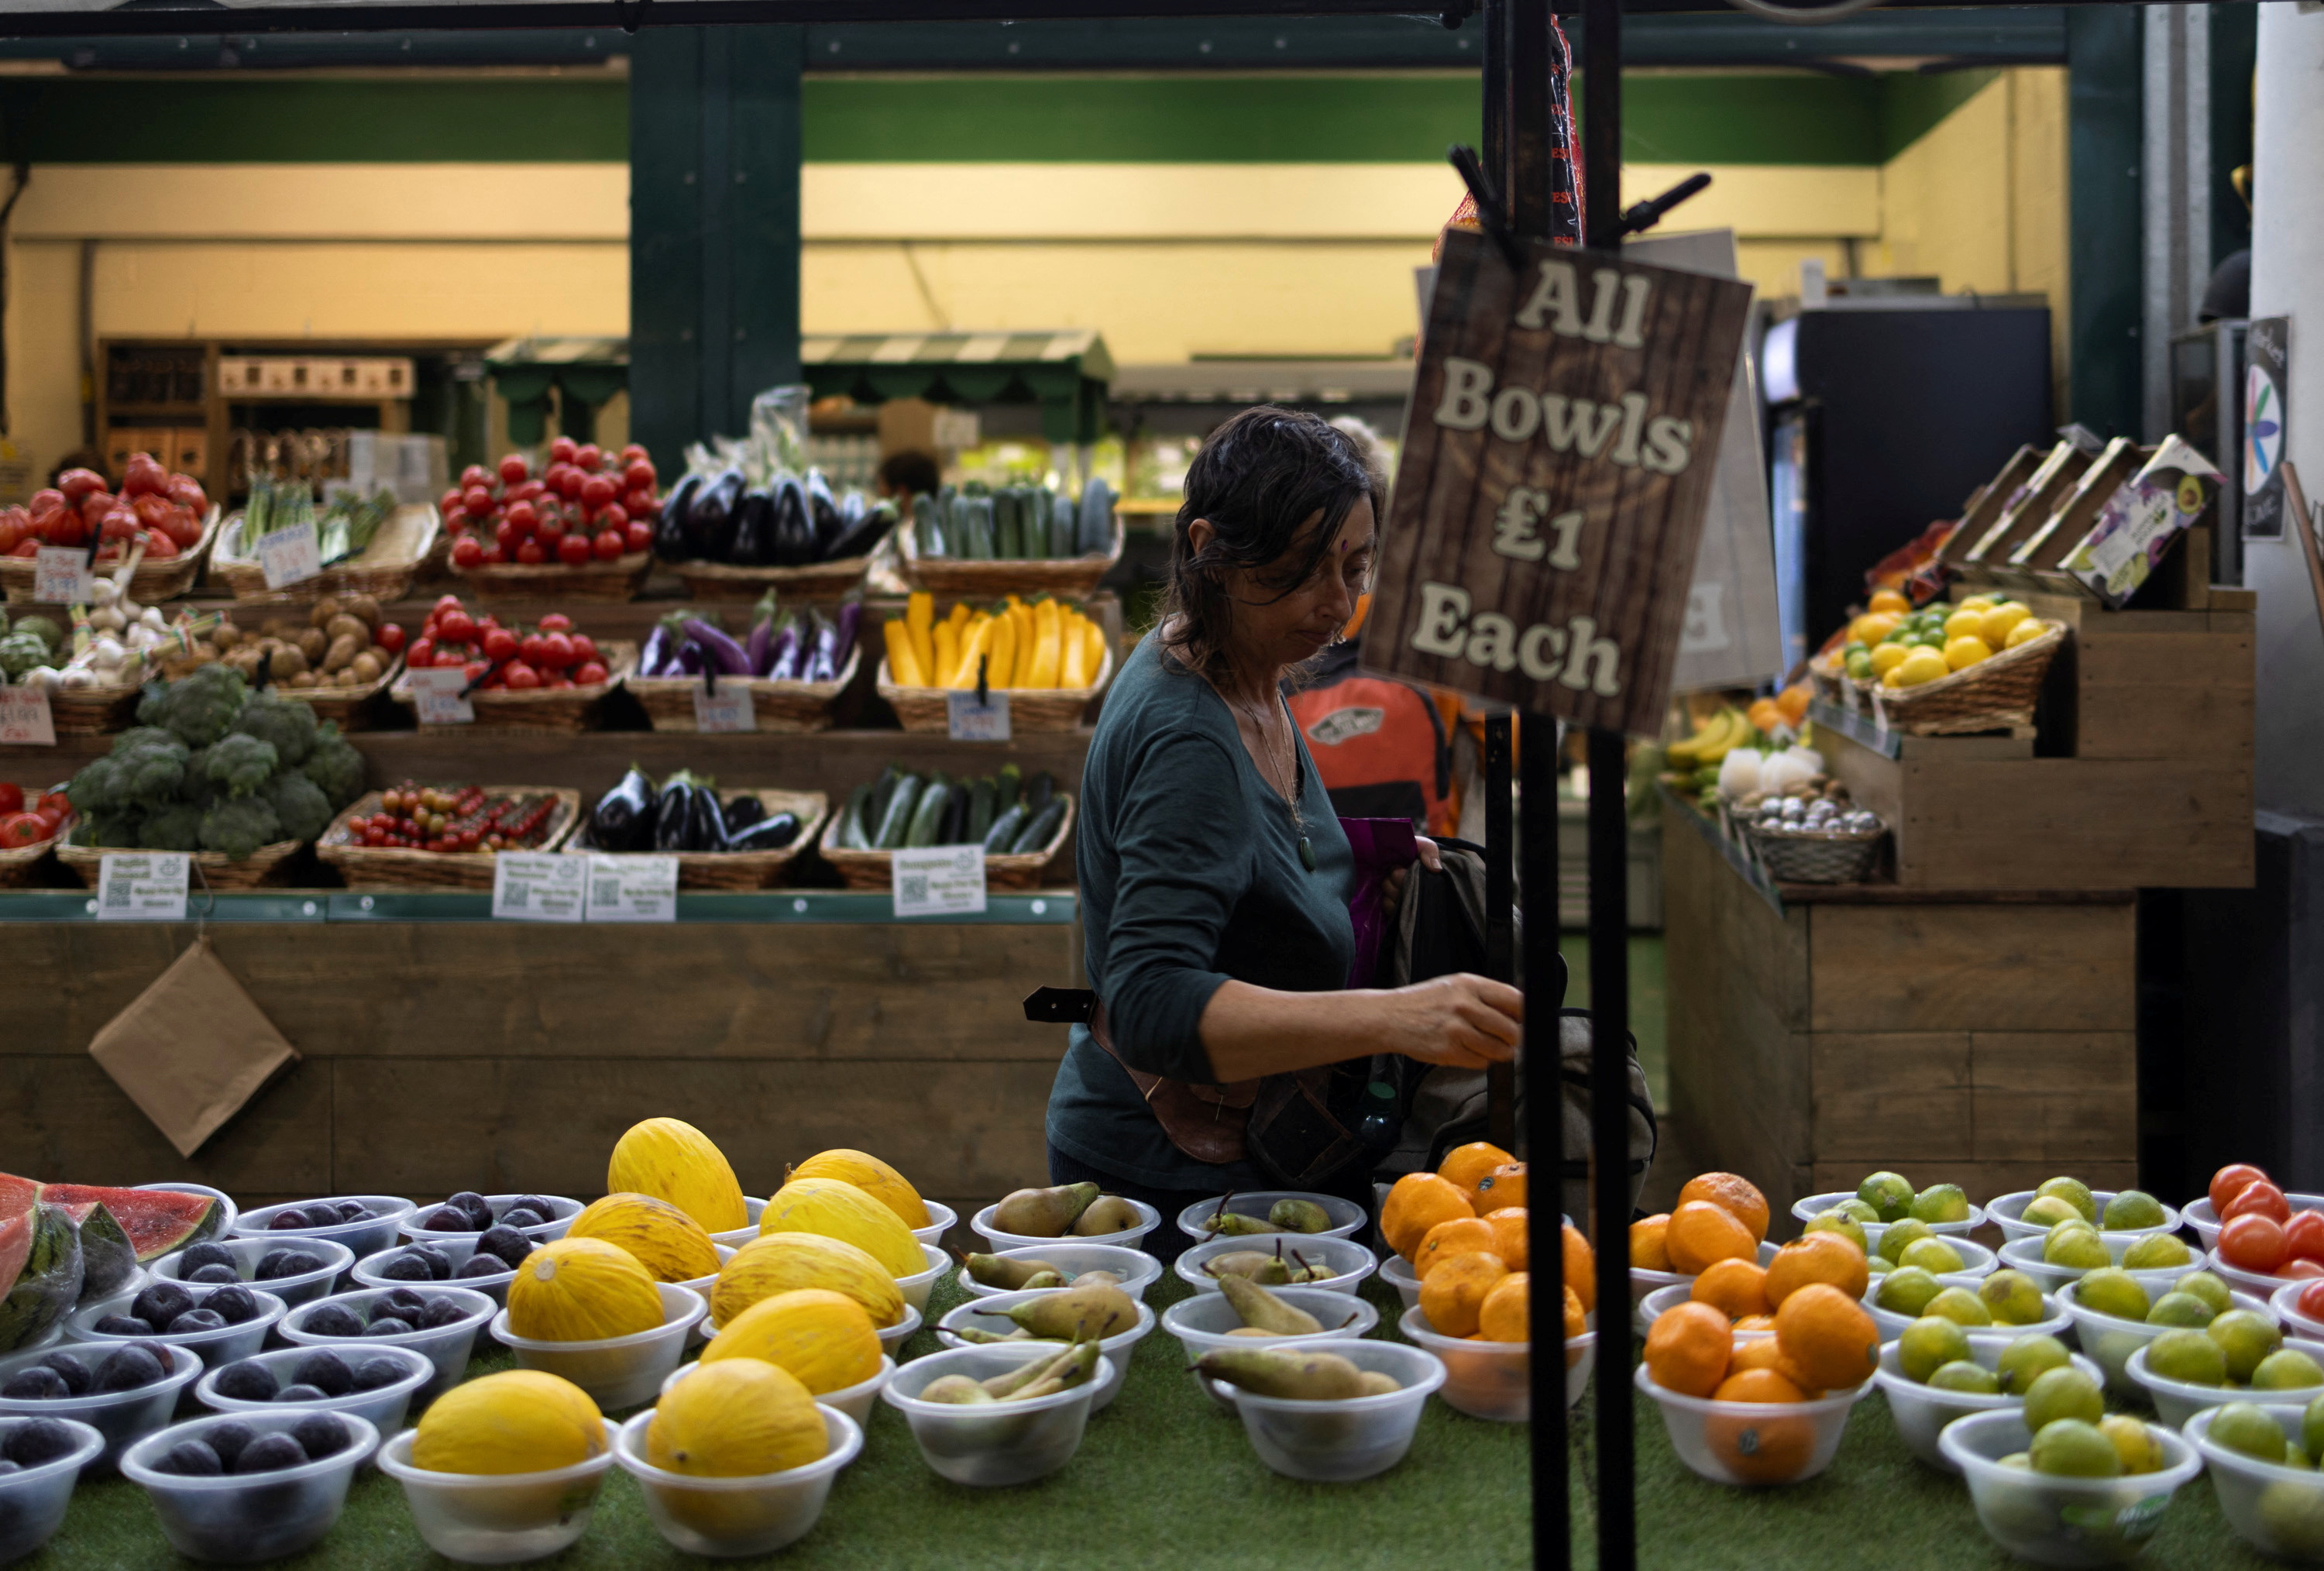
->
[1339,816,1421,988]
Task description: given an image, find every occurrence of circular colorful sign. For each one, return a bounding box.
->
[2246,361,2284,495]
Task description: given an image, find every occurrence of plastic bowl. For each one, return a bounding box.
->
[909,1201,957,1251]
[1398,1305,1592,1423]
[351,1238,519,1308]
[882,1342,1118,1488]
[2210,1249,2318,1301]
[0,1415,103,1563]
[2127,1335,2324,1428]
[934,1291,1154,1415]
[954,1243,1164,1305]
[1161,1288,1379,1411]
[1635,1363,1870,1487]
[192,1344,434,1437]
[149,1235,356,1310]
[2060,1279,2274,1396]
[1641,1283,1777,1343]
[971,1198,1161,1256]
[1174,1232,1377,1297]
[2277,1281,2324,1341]
[67,1283,287,1373]
[875,1304,923,1356]
[0,1341,202,1471]
[1213,1339,1443,1483]
[1997,1236,2198,1298]
[894,1243,950,1316]
[676,1246,737,1349]
[399,1193,580,1248]
[2187,1192,2324,1253]
[2185,1403,2324,1562]
[614,1404,862,1559]
[136,1182,242,1246]
[1787,1191,1986,1244]
[1988,1191,2185,1246]
[232,1196,414,1263]
[1379,1254,1422,1311]
[490,1283,703,1411]
[279,1287,494,1408]
[662,1355,895,1429]
[1630,1242,1785,1333]
[1940,1408,2202,1566]
[120,1410,379,1565]
[1174,1191,1367,1244]
[708,1197,768,1253]
[1872,1334,2106,1473]
[375,1419,614,1565]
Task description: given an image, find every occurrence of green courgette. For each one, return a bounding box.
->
[838,784,874,850]
[966,777,995,844]
[1024,769,1057,815]
[906,781,951,847]
[874,775,923,849]
[982,803,1027,854]
[995,762,1022,813]
[1012,797,1066,855]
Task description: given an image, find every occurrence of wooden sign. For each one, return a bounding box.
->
[1367,229,1753,734]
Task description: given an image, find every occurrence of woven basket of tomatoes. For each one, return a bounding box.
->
[317,782,583,890]
[0,782,74,885]
[0,455,218,604]
[442,438,661,601]
[387,595,634,733]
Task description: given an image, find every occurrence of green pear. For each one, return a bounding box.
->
[1005,1340,1100,1401]
[1267,1198,1335,1235]
[951,1326,1033,1344]
[1202,1212,1284,1237]
[961,1253,1062,1289]
[1356,1370,1402,1396]
[1017,1270,1066,1291]
[1071,1195,1143,1237]
[992,1181,1100,1238]
[1073,1270,1124,1288]
[975,1283,1136,1342]
[920,1373,995,1404]
[1219,1274,1323,1335]
[1191,1347,1367,1401]
[1205,1250,1292,1285]
[979,1339,1093,1399]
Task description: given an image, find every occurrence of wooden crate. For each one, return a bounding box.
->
[2020,587,2256,765]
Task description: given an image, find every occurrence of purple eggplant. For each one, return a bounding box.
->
[805,609,841,684]
[744,591,777,675]
[683,617,753,677]
[762,621,798,680]
[676,641,705,676]
[829,600,861,674]
[639,621,672,679]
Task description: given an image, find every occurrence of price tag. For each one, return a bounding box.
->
[690,680,756,734]
[0,686,54,746]
[33,546,90,605]
[892,844,987,918]
[583,854,678,922]
[96,852,188,921]
[408,667,475,725]
[946,689,1012,742]
[256,519,323,590]
[492,851,585,922]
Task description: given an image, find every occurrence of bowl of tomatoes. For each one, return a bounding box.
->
[388,596,634,733]
[442,439,659,601]
[0,455,218,604]
[0,782,74,883]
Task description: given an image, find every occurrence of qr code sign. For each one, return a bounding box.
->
[504,881,530,909]
[899,874,930,904]
[593,878,620,908]
[104,881,131,909]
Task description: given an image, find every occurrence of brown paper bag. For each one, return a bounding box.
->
[88,936,300,1158]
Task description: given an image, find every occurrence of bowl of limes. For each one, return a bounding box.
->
[2128,1329,2324,1430]
[1989,1179,2182,1246]
[1941,1408,2201,1566]
[1864,1263,2067,1345]
[1999,1226,2200,1299]
[2186,1400,2324,1561]
[1789,1173,1985,1248]
[1873,1325,2106,1473]
[2058,1269,2274,1397]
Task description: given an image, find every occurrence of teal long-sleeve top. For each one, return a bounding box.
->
[1044,630,1356,1190]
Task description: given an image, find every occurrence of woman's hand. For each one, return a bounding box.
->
[1378,836,1443,921]
[1377,972,1522,1068]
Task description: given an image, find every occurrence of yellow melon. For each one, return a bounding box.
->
[607,1117,748,1232]
[411,1370,604,1475]
[507,1236,665,1342]
[701,1288,882,1394]
[759,1177,924,1277]
[785,1149,932,1229]
[713,1233,903,1330]
[566,1193,720,1284]
[648,1359,826,1478]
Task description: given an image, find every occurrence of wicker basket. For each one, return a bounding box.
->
[281,655,402,730]
[449,551,651,603]
[817,792,1074,892]
[316,786,583,890]
[42,682,144,736]
[876,642,1112,734]
[388,641,638,733]
[1857,620,2069,737]
[56,837,303,892]
[896,512,1123,599]
[0,507,222,606]
[0,826,64,887]
[566,789,829,890]
[1748,822,1886,885]
[627,645,860,734]
[668,552,878,603]
[209,505,441,606]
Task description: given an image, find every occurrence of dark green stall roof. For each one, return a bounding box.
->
[800,330,1115,445]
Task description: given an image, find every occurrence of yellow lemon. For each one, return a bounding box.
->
[1869,643,1913,677]
[1958,596,1996,614]
[1881,668,1906,689]
[1868,589,1910,615]
[1982,603,2031,646]
[1944,636,1992,672]
[1851,612,1900,647]
[1944,610,1988,642]
[1896,648,1950,687]
[2005,617,2046,649]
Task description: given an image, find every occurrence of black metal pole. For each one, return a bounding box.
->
[1483,715,1517,1151]
[1483,0,1508,207]
[1521,714,1567,1569]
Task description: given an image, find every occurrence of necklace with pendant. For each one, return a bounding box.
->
[1234,692,1314,871]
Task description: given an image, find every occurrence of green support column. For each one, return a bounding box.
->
[2067,7,2142,438]
[629,25,803,468]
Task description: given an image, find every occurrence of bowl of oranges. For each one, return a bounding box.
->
[1635,1284,1877,1487]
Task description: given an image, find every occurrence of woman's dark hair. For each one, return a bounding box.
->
[1163,406,1387,685]
[877,449,942,498]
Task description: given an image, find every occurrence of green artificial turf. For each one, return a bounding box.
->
[22,1272,2303,1569]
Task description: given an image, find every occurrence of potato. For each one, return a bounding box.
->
[323,633,361,674]
[340,593,380,628]
[309,596,345,630]
[270,643,311,677]
[288,670,318,689]
[296,627,327,663]
[225,648,263,679]
[261,617,294,640]
[210,623,242,651]
[349,650,384,684]
[324,614,370,648]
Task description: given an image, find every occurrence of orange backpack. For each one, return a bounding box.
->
[1287,641,1456,836]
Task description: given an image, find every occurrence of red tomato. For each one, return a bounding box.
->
[538,631,576,669]
[451,537,486,569]
[535,517,565,547]
[480,545,506,566]
[545,674,574,690]
[573,661,608,686]
[536,614,573,633]
[373,623,406,655]
[462,660,490,684]
[167,475,207,513]
[492,519,522,554]
[2286,1259,2324,1280]
[620,443,648,464]
[2226,1181,2292,1225]
[482,627,519,662]
[623,459,656,490]
[407,637,435,668]
[623,488,657,521]
[139,530,178,561]
[35,792,68,818]
[625,521,652,553]
[43,507,86,547]
[2288,1211,2324,1263]
[56,468,105,503]
[548,436,577,464]
[463,486,495,517]
[579,474,617,510]
[461,465,491,490]
[437,607,476,644]
[122,452,168,498]
[504,499,537,533]
[80,491,112,527]
[555,533,591,565]
[0,784,21,815]
[27,489,64,520]
[2212,1164,2271,1216]
[100,506,139,541]
[131,493,171,531]
[2221,1212,2290,1273]
[514,633,544,666]
[575,443,603,473]
[555,466,586,500]
[567,634,597,663]
[596,502,627,534]
[0,813,46,849]
[9,540,35,558]
[434,593,464,615]
[163,507,203,548]
[0,517,19,555]
[508,480,546,504]
[440,488,466,518]
[503,661,541,690]
[497,455,529,486]
[2301,1281,2324,1323]
[592,529,624,562]
[516,539,546,565]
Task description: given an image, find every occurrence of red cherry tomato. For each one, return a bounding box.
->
[480,545,506,565]
[497,455,529,486]
[492,518,521,554]
[461,486,492,517]
[517,634,546,666]
[437,608,476,644]
[539,631,576,669]
[535,517,565,547]
[622,459,656,490]
[2211,1164,2271,1216]
[624,521,653,554]
[575,443,603,473]
[480,627,518,662]
[620,442,648,463]
[623,488,657,521]
[2287,1211,2324,1263]
[557,466,587,500]
[504,499,538,533]
[579,474,617,510]
[373,623,406,655]
[548,436,577,463]
[596,502,627,534]
[573,661,609,686]
[439,488,466,518]
[567,634,598,664]
[2226,1181,2293,1226]
[516,539,546,565]
[536,614,573,633]
[434,593,463,615]
[503,661,541,690]
[2221,1212,2290,1273]
[0,813,48,849]
[460,660,490,684]
[407,637,435,668]
[557,533,592,565]
[0,784,20,816]
[592,528,624,562]
[450,537,486,569]
[459,464,490,490]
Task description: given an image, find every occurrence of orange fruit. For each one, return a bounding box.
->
[1560,1283,1585,1340]
[1868,588,1910,615]
[1704,1409,1818,1483]
[1665,1201,1755,1276]
[1712,1367,1807,1404]
[1734,1314,1778,1333]
[1418,1250,1509,1339]
[1631,1214,1673,1270]
[1690,1258,1770,1321]
[1728,1336,1817,1392]
[1472,1162,1527,1215]
[1436,1140,1514,1198]
[1563,1222,1595,1305]
[1774,1283,1879,1392]
[1644,1300,1731,1398]
[1678,1172,1770,1243]
[1382,1172,1475,1261]
[1480,1208,1529,1272]
[1478,1271,1530,1342]
[1762,1232,1868,1308]
[1415,1216,1498,1281]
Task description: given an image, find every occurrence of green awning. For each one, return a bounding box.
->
[799,330,1113,445]
[483,336,628,446]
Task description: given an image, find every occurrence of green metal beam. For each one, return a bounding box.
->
[2068,5,2142,437]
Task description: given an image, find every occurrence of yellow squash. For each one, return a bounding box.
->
[566,1192,720,1284]
[507,1236,665,1342]
[606,1117,748,1232]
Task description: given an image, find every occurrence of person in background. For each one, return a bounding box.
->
[875,450,941,515]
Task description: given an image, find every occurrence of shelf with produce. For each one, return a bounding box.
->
[0,888,1073,924]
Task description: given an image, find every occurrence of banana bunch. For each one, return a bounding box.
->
[1666,707,1748,769]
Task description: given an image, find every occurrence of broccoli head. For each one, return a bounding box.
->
[64,755,125,816]
[229,693,318,766]
[198,796,281,861]
[137,802,205,853]
[141,662,248,747]
[263,771,333,842]
[182,747,217,808]
[204,734,278,799]
[74,809,143,848]
[113,734,191,810]
[301,723,366,810]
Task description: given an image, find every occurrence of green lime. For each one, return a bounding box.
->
[2254,1349,2324,1391]
[2292,1442,2316,1470]
[2122,1233,2192,1270]
[1879,1218,1936,1265]
[1843,640,1869,658]
[2099,1413,2165,1475]
[2023,1365,2105,1431]
[2020,1195,2082,1230]
[2044,1227,2110,1270]
[1927,1287,1992,1327]
[2176,1271,2233,1317]
[1900,1315,1972,1383]
[2212,1310,2286,1383]
[1899,1236,1965,1274]
[1997,1333,2071,1394]
[2146,1291,2216,1328]
[1867,1255,1895,1276]
[2147,1328,2229,1386]
[1928,1360,2000,1394]
[1858,1171,1914,1223]
[2076,1268,2150,1321]
[2102,1189,2167,1229]
[1834,1198,1880,1224]
[2305,1392,2324,1459]
[2036,1177,2099,1223]
[2030,1418,2122,1477]
[2259,1480,2324,1556]
[1911,1183,1971,1225]
[1876,1266,1942,1317]
[1804,1210,1868,1255]
[1999,1452,2031,1470]
[2212,1401,2290,1465]
[1980,1269,2047,1326]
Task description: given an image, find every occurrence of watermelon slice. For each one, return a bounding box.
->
[0,1202,84,1353]
[0,1176,222,1301]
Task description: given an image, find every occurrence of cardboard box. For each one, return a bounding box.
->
[2059,437,2226,607]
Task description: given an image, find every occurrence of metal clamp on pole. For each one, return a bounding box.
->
[1621,172,1713,237]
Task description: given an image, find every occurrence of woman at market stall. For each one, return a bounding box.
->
[1044,406,1524,1261]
